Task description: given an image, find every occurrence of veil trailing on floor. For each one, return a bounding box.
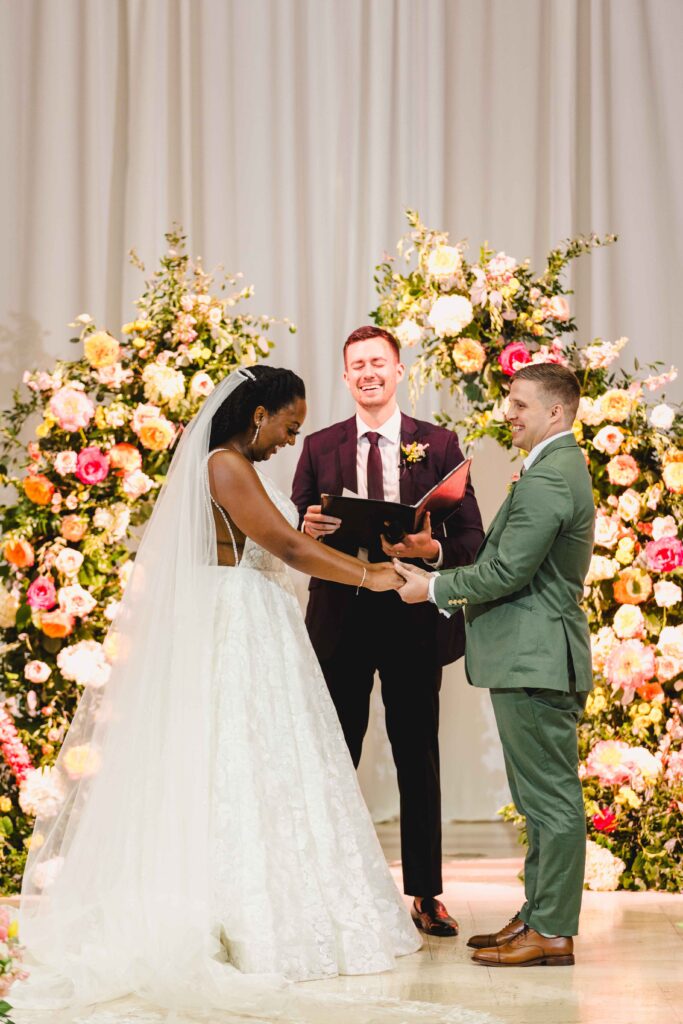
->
[13,368,496,1024]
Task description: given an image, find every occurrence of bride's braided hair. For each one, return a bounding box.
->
[209,365,306,449]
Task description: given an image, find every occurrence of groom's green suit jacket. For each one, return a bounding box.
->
[434,434,595,692]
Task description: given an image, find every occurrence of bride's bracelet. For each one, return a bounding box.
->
[356,566,367,595]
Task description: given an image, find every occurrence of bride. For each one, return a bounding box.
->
[13,367,487,1024]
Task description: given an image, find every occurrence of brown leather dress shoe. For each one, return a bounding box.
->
[472,925,574,967]
[467,913,525,949]
[411,898,459,937]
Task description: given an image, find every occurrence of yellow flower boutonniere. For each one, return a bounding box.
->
[401,441,429,467]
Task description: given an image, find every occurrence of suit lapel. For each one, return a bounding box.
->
[338,417,358,493]
[399,413,419,503]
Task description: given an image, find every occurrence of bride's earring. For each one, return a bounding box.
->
[252,420,262,445]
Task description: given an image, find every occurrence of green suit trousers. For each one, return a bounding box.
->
[491,686,587,937]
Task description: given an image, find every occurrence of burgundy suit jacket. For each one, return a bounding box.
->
[291,413,484,667]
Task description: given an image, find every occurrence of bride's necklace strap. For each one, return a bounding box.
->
[207,449,240,566]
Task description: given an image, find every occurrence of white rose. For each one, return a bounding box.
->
[577,396,605,427]
[652,515,677,541]
[594,514,620,549]
[592,426,624,455]
[32,856,65,891]
[654,581,682,608]
[19,767,65,818]
[395,319,423,348]
[585,555,619,585]
[613,605,645,639]
[617,489,641,522]
[57,639,110,688]
[122,469,154,500]
[189,372,215,399]
[55,547,84,577]
[0,584,19,629]
[58,584,97,618]
[649,404,675,431]
[584,840,625,892]
[428,295,474,338]
[658,625,683,661]
[24,660,51,684]
[426,245,461,281]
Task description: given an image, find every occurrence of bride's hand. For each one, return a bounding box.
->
[365,563,405,592]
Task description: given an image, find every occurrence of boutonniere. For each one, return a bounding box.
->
[401,441,429,468]
[507,471,521,493]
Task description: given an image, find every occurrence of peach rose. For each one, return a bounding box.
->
[613,568,653,605]
[131,403,162,434]
[600,389,634,423]
[60,515,87,542]
[4,538,35,568]
[656,655,683,683]
[594,513,620,549]
[109,443,143,476]
[83,332,120,368]
[652,515,677,541]
[121,469,154,499]
[543,295,570,321]
[53,450,78,475]
[138,417,176,452]
[606,454,639,487]
[452,338,487,374]
[58,584,97,618]
[39,609,75,638]
[592,425,624,456]
[23,474,55,505]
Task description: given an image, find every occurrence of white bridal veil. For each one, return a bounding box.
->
[13,369,495,1024]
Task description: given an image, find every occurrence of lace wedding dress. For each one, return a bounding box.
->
[12,372,495,1024]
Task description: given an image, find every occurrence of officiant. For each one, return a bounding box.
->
[292,325,484,936]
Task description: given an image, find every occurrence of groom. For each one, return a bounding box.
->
[292,325,483,936]
[395,363,594,966]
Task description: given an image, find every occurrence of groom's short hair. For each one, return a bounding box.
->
[344,325,400,364]
[513,363,581,418]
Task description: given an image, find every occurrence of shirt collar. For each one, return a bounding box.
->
[523,429,574,471]
[356,406,402,443]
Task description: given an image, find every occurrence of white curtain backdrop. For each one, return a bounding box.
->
[1,0,681,821]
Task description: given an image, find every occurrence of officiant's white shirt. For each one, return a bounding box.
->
[355,407,401,501]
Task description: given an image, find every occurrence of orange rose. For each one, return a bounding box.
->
[60,515,87,542]
[23,474,55,505]
[600,389,634,423]
[613,568,653,605]
[138,418,176,452]
[39,609,75,638]
[636,682,664,702]
[3,538,35,568]
[109,442,143,476]
[83,331,120,368]
[452,338,487,374]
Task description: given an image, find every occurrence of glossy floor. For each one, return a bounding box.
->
[303,822,683,1024]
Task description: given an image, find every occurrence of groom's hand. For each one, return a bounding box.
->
[381,511,440,561]
[393,560,432,603]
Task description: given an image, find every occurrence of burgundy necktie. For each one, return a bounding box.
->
[365,432,384,500]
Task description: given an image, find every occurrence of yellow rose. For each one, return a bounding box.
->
[600,389,634,423]
[649,706,663,723]
[452,338,486,374]
[63,744,101,780]
[94,406,108,429]
[662,461,683,495]
[122,319,154,335]
[572,420,584,443]
[138,417,176,451]
[83,331,120,368]
[616,786,641,809]
[0,796,12,812]
[8,918,18,939]
[25,832,45,850]
[615,537,635,566]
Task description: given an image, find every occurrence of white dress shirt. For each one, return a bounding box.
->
[427,429,574,606]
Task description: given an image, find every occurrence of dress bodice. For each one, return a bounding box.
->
[240,469,299,574]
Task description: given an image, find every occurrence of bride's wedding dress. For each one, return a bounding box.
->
[11,371,495,1024]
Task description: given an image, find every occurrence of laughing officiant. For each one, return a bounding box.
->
[292,325,484,935]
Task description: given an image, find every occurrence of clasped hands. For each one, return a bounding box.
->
[303,504,435,599]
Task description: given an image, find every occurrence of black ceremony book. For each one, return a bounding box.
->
[321,457,472,547]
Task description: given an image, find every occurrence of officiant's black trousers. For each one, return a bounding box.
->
[314,588,443,897]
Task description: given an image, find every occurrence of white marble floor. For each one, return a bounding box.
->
[303,823,683,1024]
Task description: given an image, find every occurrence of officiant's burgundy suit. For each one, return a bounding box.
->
[292,413,484,896]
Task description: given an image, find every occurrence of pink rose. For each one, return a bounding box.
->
[49,387,95,432]
[544,295,570,322]
[644,536,683,574]
[24,660,52,683]
[606,454,640,487]
[75,447,110,486]
[498,341,532,376]
[53,450,78,475]
[656,655,683,683]
[26,576,58,611]
[593,426,624,456]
